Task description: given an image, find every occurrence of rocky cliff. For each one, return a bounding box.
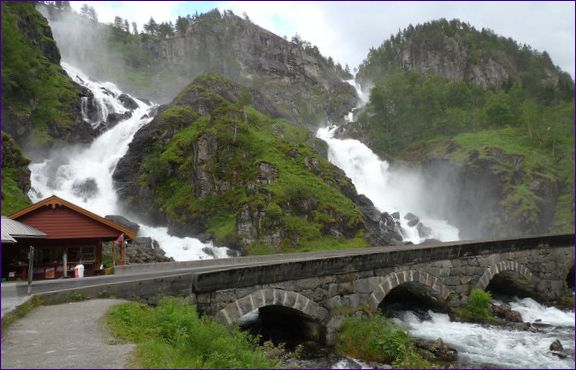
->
[113,74,372,253]
[1,2,98,155]
[357,19,573,102]
[1,132,31,214]
[45,8,357,127]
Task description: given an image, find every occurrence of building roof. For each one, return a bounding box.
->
[1,228,17,243]
[9,195,137,240]
[1,216,47,240]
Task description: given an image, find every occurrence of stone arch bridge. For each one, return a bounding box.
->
[39,234,573,344]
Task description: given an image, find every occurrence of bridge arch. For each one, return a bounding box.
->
[215,288,328,326]
[476,261,535,292]
[367,270,451,313]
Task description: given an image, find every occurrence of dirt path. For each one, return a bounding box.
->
[1,299,134,369]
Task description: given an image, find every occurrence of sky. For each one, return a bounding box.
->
[70,1,575,77]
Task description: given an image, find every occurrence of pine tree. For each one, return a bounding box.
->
[144,17,158,35]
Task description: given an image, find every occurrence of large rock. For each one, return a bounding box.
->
[126,237,174,264]
[491,303,523,323]
[105,215,140,233]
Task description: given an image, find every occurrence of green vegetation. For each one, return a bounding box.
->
[1,295,44,333]
[358,19,573,103]
[105,297,279,368]
[136,74,365,254]
[456,289,499,323]
[1,132,31,215]
[336,314,433,368]
[353,20,574,235]
[2,2,81,147]
[351,68,573,233]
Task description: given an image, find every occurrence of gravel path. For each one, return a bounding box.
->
[1,299,134,369]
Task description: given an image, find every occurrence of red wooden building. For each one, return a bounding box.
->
[3,195,136,280]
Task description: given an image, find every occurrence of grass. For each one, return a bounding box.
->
[1,295,44,333]
[105,297,279,368]
[336,314,434,368]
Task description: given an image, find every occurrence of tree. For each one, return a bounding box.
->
[157,22,174,38]
[80,3,90,17]
[144,17,158,35]
[175,16,188,35]
[87,6,98,22]
[124,19,130,32]
[113,16,124,29]
[132,22,138,35]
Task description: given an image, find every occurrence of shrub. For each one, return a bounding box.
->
[106,297,279,368]
[457,288,498,323]
[336,314,433,368]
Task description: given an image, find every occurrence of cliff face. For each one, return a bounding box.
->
[1,132,31,214]
[1,2,96,154]
[113,74,368,253]
[357,19,573,101]
[46,9,357,127]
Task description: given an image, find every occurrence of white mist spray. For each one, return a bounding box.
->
[317,81,459,244]
[29,63,230,260]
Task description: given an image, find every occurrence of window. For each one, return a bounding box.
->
[80,247,95,262]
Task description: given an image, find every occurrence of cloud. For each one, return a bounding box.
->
[70,1,575,77]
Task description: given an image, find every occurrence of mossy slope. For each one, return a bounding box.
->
[114,74,367,254]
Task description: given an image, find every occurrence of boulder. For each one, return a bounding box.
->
[417,222,432,239]
[549,339,564,352]
[71,178,98,201]
[404,212,420,227]
[430,338,458,362]
[105,215,140,233]
[491,304,523,323]
[126,237,174,264]
[118,93,139,110]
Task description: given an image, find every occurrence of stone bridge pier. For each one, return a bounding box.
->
[192,234,574,345]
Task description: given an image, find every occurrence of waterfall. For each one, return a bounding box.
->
[28,63,229,260]
[317,81,459,244]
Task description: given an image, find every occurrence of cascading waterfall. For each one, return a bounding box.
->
[394,298,574,368]
[317,80,459,244]
[317,80,574,369]
[28,63,229,260]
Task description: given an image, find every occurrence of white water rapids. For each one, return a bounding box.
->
[395,297,575,368]
[28,63,229,260]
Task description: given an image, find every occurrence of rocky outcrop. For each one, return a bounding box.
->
[105,215,140,233]
[45,8,357,127]
[491,303,523,323]
[403,139,559,240]
[113,73,367,254]
[357,19,572,100]
[1,132,32,214]
[126,237,174,264]
[356,196,403,246]
[2,3,97,154]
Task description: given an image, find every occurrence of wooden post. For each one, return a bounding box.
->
[112,242,116,267]
[63,249,68,278]
[120,239,126,266]
[27,246,34,295]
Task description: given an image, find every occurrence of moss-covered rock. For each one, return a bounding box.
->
[1,2,94,153]
[1,132,31,215]
[402,127,571,238]
[114,74,367,254]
